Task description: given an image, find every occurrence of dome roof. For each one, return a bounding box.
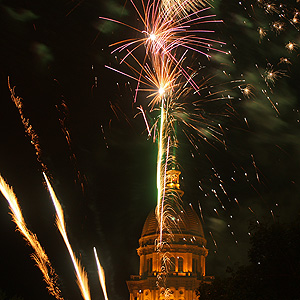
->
[141,202,204,238]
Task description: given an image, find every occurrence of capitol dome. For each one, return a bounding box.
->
[141,203,205,238]
[127,169,211,300]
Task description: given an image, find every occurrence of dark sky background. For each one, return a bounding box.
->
[0,0,300,299]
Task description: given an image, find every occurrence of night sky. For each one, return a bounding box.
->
[0,0,300,300]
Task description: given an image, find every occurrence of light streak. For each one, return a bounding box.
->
[0,174,63,300]
[213,208,219,216]
[56,101,86,193]
[248,206,256,216]
[251,154,260,182]
[159,135,171,245]
[209,231,217,250]
[93,247,109,300]
[156,98,167,248]
[137,106,151,136]
[100,124,109,149]
[234,198,240,206]
[43,173,91,300]
[270,210,275,222]
[198,200,204,223]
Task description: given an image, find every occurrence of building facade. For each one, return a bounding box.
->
[127,170,212,300]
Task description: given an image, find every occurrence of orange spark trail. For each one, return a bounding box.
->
[198,201,204,223]
[137,106,151,136]
[43,173,91,300]
[93,247,109,300]
[8,78,47,173]
[56,101,86,193]
[209,231,218,250]
[0,174,63,300]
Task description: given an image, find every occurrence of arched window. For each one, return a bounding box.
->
[178,257,183,272]
[169,257,175,272]
[192,258,197,273]
[147,258,153,273]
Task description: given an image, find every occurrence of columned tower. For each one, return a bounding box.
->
[127,170,212,300]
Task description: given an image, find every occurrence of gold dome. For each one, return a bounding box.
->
[141,202,205,238]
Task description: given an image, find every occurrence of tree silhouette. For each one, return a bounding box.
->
[197,219,300,300]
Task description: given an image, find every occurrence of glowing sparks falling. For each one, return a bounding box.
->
[0,174,63,300]
[8,78,47,172]
[43,173,91,300]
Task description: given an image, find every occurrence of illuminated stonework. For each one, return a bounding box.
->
[166,169,181,190]
[127,172,212,300]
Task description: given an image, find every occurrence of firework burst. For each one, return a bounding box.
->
[101,0,226,97]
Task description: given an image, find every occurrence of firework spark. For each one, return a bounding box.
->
[0,174,63,300]
[43,173,91,300]
[279,57,292,65]
[258,27,267,41]
[271,21,285,34]
[264,64,287,86]
[286,41,298,52]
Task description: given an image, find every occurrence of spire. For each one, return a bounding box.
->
[166,169,184,197]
